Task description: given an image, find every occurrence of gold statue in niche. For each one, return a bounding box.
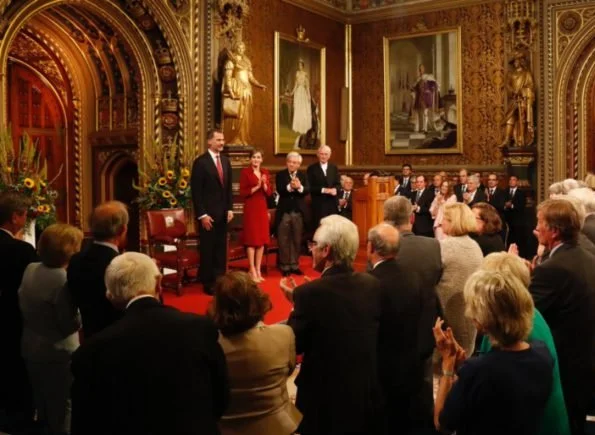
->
[501,50,535,148]
[221,40,266,146]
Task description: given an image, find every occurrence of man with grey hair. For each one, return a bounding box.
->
[284,215,383,434]
[307,144,341,231]
[462,174,486,207]
[276,151,310,276]
[383,195,442,430]
[568,187,595,244]
[71,252,228,435]
[367,223,429,433]
[67,201,129,338]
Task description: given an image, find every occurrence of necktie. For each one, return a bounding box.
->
[462,185,467,193]
[416,190,422,202]
[215,155,224,184]
[510,188,514,197]
[490,189,494,195]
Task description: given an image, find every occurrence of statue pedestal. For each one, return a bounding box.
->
[222,144,254,232]
[502,145,537,194]
[224,144,253,168]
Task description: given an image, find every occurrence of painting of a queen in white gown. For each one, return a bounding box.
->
[275,32,325,154]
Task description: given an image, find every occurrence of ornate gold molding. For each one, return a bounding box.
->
[283,0,500,23]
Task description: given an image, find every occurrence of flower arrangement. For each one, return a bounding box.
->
[134,139,192,210]
[0,130,61,231]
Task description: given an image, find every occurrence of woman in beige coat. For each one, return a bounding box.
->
[209,271,302,435]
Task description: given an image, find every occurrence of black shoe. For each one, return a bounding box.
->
[282,271,291,277]
[203,285,214,296]
[291,268,304,275]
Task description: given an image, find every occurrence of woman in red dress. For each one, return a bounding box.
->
[240,149,272,282]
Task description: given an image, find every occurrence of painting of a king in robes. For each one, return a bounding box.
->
[384,28,462,154]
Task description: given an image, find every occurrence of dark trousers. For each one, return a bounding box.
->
[198,218,227,293]
[278,212,303,271]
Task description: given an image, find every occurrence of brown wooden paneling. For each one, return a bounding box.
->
[352,2,506,167]
[241,2,345,167]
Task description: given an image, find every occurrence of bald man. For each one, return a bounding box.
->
[307,145,341,231]
[67,201,129,338]
[367,223,434,433]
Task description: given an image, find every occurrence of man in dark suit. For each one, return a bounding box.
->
[454,168,469,202]
[71,252,228,435]
[411,175,435,237]
[191,129,234,295]
[68,201,128,339]
[504,175,526,250]
[383,196,442,431]
[367,222,432,434]
[398,163,414,196]
[529,199,595,435]
[283,215,383,435]
[462,174,486,207]
[276,151,310,277]
[338,176,353,220]
[307,145,341,231]
[568,187,595,244]
[485,173,506,219]
[393,177,407,196]
[0,193,38,433]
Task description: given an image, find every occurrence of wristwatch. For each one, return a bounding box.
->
[443,370,455,378]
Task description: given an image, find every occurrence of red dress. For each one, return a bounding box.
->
[240,167,272,246]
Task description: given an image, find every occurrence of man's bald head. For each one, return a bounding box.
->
[90,201,129,242]
[367,222,400,259]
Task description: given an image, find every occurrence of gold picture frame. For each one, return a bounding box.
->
[384,27,463,155]
[274,31,326,155]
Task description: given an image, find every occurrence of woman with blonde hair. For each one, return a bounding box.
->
[478,253,570,435]
[435,202,483,355]
[430,180,457,240]
[209,271,301,435]
[18,223,84,435]
[433,269,553,435]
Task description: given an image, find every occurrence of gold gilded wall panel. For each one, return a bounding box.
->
[352,2,507,167]
[226,1,345,167]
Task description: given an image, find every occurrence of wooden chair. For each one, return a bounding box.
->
[145,209,199,295]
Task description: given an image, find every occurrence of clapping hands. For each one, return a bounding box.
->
[433,317,466,370]
[280,275,311,304]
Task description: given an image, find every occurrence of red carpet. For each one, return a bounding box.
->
[162,251,368,324]
[162,255,320,324]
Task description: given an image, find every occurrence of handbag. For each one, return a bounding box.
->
[223,97,240,118]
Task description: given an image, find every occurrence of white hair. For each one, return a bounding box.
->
[557,195,586,228]
[468,174,480,185]
[315,214,359,267]
[568,187,595,214]
[105,252,160,302]
[286,151,302,163]
[318,144,331,154]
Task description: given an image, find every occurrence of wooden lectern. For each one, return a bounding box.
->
[353,177,397,246]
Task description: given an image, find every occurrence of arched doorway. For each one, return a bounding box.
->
[0,0,195,236]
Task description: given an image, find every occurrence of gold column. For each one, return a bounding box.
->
[345,23,353,165]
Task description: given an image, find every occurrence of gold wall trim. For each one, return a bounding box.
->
[283,0,500,23]
[345,23,352,166]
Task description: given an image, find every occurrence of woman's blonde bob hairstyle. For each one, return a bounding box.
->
[443,202,477,236]
[464,269,534,348]
[481,252,530,287]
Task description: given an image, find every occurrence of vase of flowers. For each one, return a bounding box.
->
[0,129,61,235]
[134,139,192,210]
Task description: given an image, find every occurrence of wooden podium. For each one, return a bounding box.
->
[353,177,396,246]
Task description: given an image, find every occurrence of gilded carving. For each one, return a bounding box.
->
[216,0,249,42]
[555,7,595,65]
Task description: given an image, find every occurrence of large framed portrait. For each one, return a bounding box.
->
[384,27,462,154]
[274,31,326,155]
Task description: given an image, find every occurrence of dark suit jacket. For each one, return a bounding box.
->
[67,243,122,339]
[470,232,505,257]
[393,185,407,197]
[338,188,353,220]
[454,184,467,202]
[465,188,486,207]
[191,151,233,222]
[288,265,383,435]
[370,260,424,396]
[398,176,414,195]
[411,188,435,236]
[71,298,229,435]
[275,169,309,217]
[486,187,507,216]
[504,187,526,223]
[306,162,341,225]
[529,243,595,429]
[582,214,595,245]
[394,231,442,360]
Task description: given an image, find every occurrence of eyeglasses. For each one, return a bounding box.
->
[307,241,319,251]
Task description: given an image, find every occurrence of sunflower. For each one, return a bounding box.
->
[162,190,172,198]
[178,179,188,189]
[42,204,51,213]
[37,205,45,213]
[39,179,47,188]
[181,168,190,178]
[158,177,167,186]
[5,167,12,173]
[23,178,35,189]
[169,198,178,206]
[166,170,175,179]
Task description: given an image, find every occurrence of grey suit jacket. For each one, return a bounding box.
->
[218,323,302,435]
[19,263,80,362]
